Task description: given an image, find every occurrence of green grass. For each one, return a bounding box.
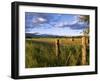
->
[25,38,89,68]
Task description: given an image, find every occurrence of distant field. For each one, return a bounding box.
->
[25,37,89,68]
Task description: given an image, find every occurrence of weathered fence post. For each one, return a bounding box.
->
[82,36,86,65]
[55,39,60,57]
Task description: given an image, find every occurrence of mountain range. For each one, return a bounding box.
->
[26,33,63,38]
[26,33,82,38]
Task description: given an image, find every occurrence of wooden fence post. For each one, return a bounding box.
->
[82,36,86,65]
[55,39,60,57]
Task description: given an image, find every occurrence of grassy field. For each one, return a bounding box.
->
[25,37,89,68]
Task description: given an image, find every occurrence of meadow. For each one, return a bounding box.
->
[25,37,89,68]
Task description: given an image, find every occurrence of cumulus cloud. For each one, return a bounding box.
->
[54,15,79,28]
[53,15,88,30]
[67,21,89,30]
[54,21,68,27]
[25,12,89,34]
[32,17,47,24]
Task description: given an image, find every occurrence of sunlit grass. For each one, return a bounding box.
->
[25,38,89,68]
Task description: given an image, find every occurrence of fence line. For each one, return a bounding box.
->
[55,36,88,65]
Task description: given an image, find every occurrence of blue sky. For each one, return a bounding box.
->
[25,12,89,36]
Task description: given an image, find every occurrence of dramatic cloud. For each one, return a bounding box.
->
[53,15,79,28]
[67,21,88,29]
[53,16,88,30]
[25,12,89,36]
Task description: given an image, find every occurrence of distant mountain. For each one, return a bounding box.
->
[26,33,66,38]
[25,33,84,38]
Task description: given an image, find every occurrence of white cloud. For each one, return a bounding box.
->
[54,15,79,28]
[69,15,79,25]
[70,20,78,25]
[32,17,47,24]
[54,21,68,27]
[38,17,46,22]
